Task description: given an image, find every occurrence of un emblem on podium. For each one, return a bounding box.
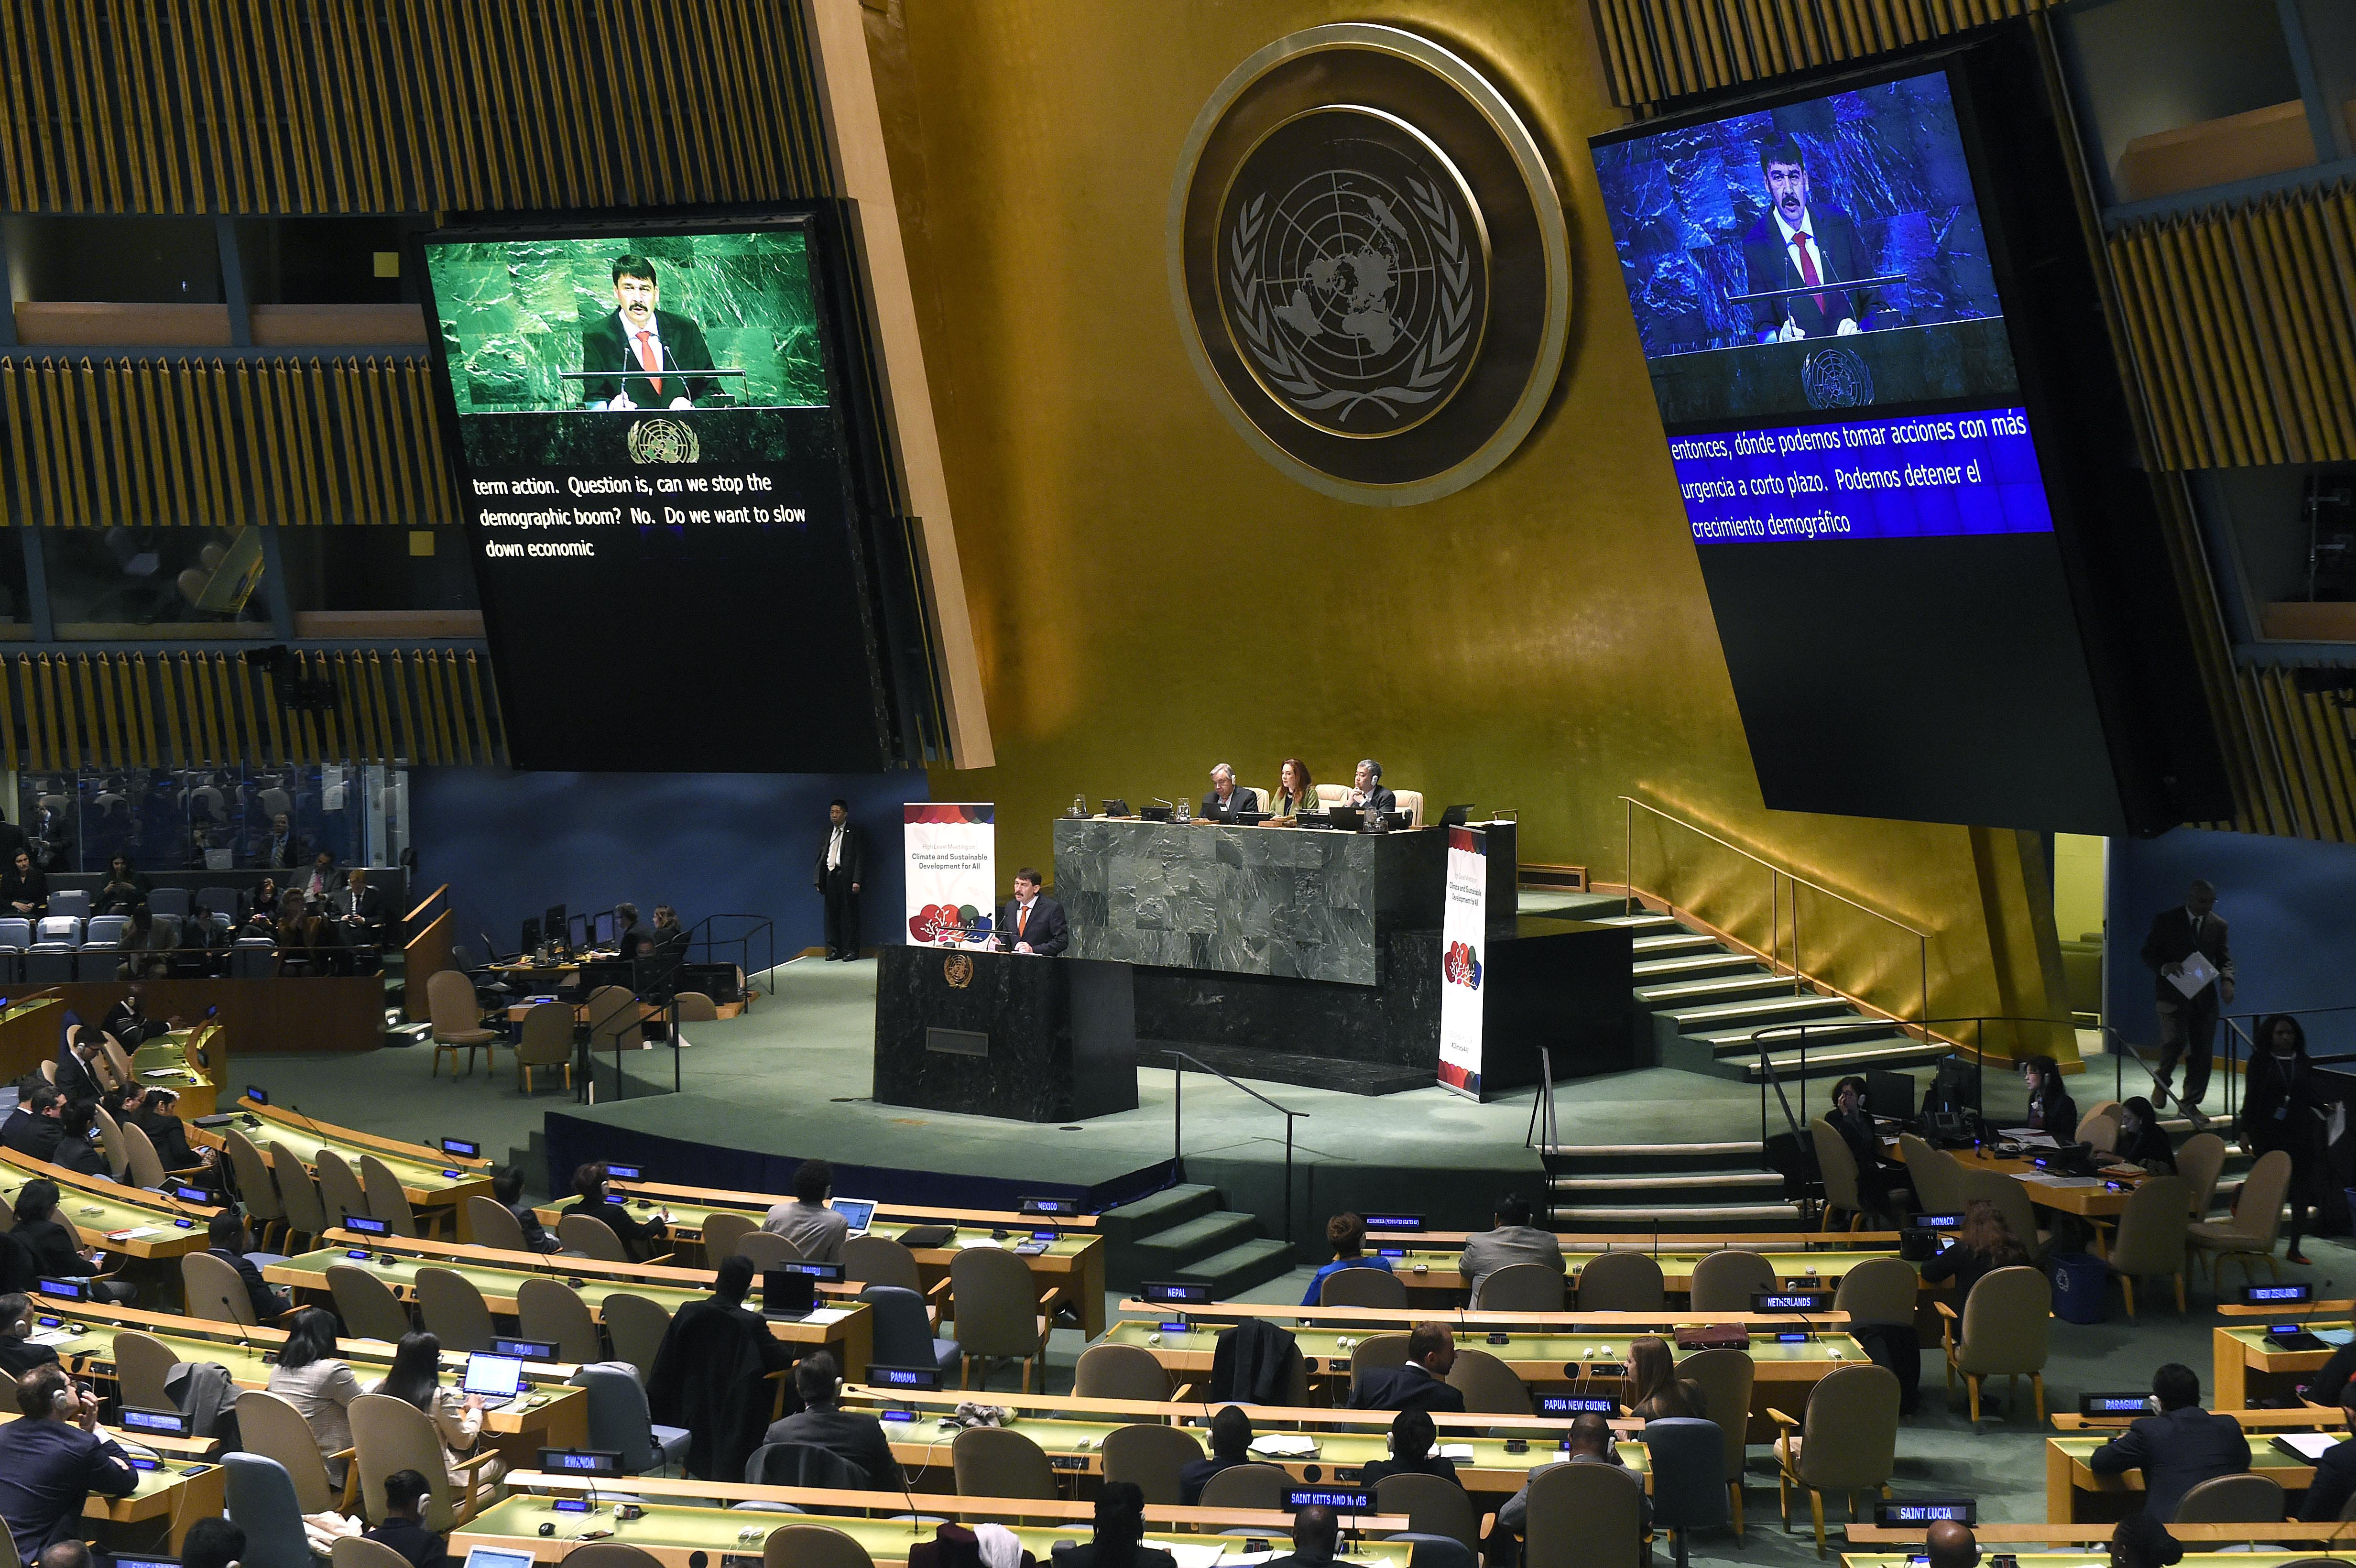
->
[626,417,699,464]
[1171,25,1569,505]
[1801,349,1875,410]
[943,953,974,989]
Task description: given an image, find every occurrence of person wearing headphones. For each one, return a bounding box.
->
[2088,1362,2251,1522]
[0,1365,137,1559]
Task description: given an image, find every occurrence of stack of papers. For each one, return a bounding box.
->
[1155,1545,1230,1568]
[2276,1433,2340,1459]
[1437,1444,1476,1460]
[27,1329,77,1347]
[1999,1130,2063,1148]
[1249,1433,1319,1458]
[2017,1174,2102,1189]
[957,1236,1004,1250]
[805,1307,853,1327]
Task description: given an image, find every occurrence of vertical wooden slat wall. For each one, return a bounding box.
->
[1586,0,2056,108]
[0,0,836,214]
[0,649,502,771]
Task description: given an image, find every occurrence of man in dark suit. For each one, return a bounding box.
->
[261,813,300,870]
[331,870,388,972]
[205,1213,289,1322]
[1740,133,1878,343]
[761,1350,904,1493]
[1347,759,1396,818]
[1200,764,1259,821]
[1348,1321,1464,1413]
[2088,1362,2251,1521]
[99,985,174,1049]
[814,801,865,962]
[0,1089,64,1165]
[2139,879,2234,1128]
[997,868,1067,958]
[581,255,718,411]
[1262,1505,1341,1568]
[2301,1383,2356,1519]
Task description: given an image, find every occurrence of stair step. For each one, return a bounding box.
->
[1589,913,1681,931]
[1097,1184,1220,1246]
[1175,1238,1297,1296]
[1549,1170,1782,1193]
[1632,952,1768,980]
[1545,1140,1764,1161]
[1665,994,1854,1030]
[1630,932,1722,955]
[1635,974,1802,1005]
[1549,1201,1806,1231]
[1134,1210,1262,1273]
[1693,1018,1904,1053]
[1746,1040,1949,1079]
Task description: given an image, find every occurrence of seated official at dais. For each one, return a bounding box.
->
[1270,758,1316,821]
[1200,764,1260,822]
[1349,759,1396,817]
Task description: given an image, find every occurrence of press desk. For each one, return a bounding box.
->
[0,1409,223,1552]
[460,1474,1414,1568]
[194,1098,492,1238]
[538,1185,1108,1337]
[2046,1434,2316,1521]
[0,1149,218,1260]
[34,1296,589,1462]
[266,1240,873,1380]
[132,1023,223,1118]
[1892,1143,2143,1221]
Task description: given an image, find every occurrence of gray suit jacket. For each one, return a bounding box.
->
[1461,1226,1567,1293]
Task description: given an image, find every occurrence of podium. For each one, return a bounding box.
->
[873,945,1138,1122]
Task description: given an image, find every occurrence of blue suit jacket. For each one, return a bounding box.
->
[2089,1405,2252,1521]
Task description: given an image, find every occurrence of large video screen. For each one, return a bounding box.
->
[417,216,903,773]
[1592,43,2225,836]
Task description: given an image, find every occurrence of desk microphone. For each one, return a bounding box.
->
[218,1297,259,1354]
[2274,1278,2334,1352]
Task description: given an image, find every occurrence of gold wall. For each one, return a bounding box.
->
[874,0,2065,1045]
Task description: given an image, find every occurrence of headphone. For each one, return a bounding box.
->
[50,1379,75,1415]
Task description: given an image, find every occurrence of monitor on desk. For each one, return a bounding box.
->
[593,911,617,947]
[1324,806,1363,832]
[544,906,567,951]
[520,917,541,955]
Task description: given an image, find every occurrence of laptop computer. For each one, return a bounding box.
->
[460,1353,525,1409]
[1439,803,1475,826]
[1138,806,1173,822]
[1325,806,1363,831]
[763,1268,817,1320]
[463,1549,539,1568]
[831,1198,876,1235]
[1102,799,1132,817]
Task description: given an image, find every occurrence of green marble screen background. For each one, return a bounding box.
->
[424,230,829,414]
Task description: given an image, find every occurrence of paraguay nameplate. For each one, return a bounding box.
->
[1170,25,1569,505]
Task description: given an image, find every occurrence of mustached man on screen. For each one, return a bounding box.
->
[582,255,718,411]
[1741,134,1876,344]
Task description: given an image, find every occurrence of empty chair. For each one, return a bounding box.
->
[585,985,645,1054]
[949,1246,1048,1392]
[22,950,74,984]
[81,915,129,947]
[414,1268,496,1353]
[1522,1458,1646,1568]
[1376,1471,1481,1557]
[513,1001,573,1094]
[1475,1263,1566,1311]
[1322,1267,1409,1308]
[1074,1343,1171,1402]
[2177,1132,2230,1217]
[112,1329,179,1410]
[700,1210,757,1261]
[1773,1362,1901,1557]
[1199,1462,1294,1511]
[2107,1175,2192,1318]
[427,969,498,1077]
[1690,1250,1777,1313]
[465,1195,530,1252]
[148,888,191,918]
[46,890,88,920]
[0,918,29,949]
[736,1231,803,1270]
[1938,1265,2051,1423]
[185,1251,269,1326]
[761,1527,873,1568]
[570,1362,691,1476]
[2173,1473,2286,1524]
[1676,1347,1757,1539]
[36,916,81,945]
[348,1392,493,1530]
[332,1541,414,1568]
[315,1150,370,1233]
[197,886,241,922]
[841,1233,922,1292]
[674,992,720,1023]
[1646,1417,1731,1568]
[557,1213,631,1263]
[2192,1149,2292,1287]
[223,1129,286,1247]
[1100,1422,1203,1504]
[237,1387,349,1515]
[517,1277,602,1366]
[325,1263,414,1344]
[1833,1258,1920,1328]
[861,1284,960,1379]
[1898,1135,1967,1215]
[949,1424,1055,1499]
[223,1451,315,1568]
[1577,1250,1665,1312]
[1811,1118,1872,1230]
[231,940,276,979]
[360,1155,423,1238]
[600,1293,674,1383]
[270,1144,331,1253]
[1443,1347,1530,1416]
[91,1105,133,1181]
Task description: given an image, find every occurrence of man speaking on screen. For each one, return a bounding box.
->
[1741,134,1877,343]
[582,254,718,410]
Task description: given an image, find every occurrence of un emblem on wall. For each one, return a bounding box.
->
[1801,349,1875,411]
[1173,25,1569,505]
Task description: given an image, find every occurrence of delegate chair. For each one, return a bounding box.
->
[1834,1257,1921,1328]
[223,1129,286,1250]
[1377,1472,1481,1558]
[1200,1463,1294,1512]
[1522,1459,1646,1568]
[333,1541,414,1568]
[1351,1333,1412,1390]
[2192,1149,2292,1287]
[762,1528,873,1568]
[950,1246,1050,1392]
[349,1392,496,1530]
[186,1251,274,1327]
[237,1387,355,1515]
[1101,1422,1204,1505]
[2105,1175,2192,1318]
[414,1268,496,1353]
[119,1121,184,1190]
[1074,1343,1171,1403]
[1897,1135,1967,1216]
[316,1150,371,1235]
[737,1231,803,1270]
[112,1330,178,1411]
[1647,1417,1732,1568]
[1811,1119,1875,1231]
[465,1195,530,1253]
[360,1155,425,1239]
[1322,1268,1409,1308]
[22,949,72,986]
[842,1233,922,1292]
[2174,1474,2287,1524]
[518,1277,603,1366]
[1476,1263,1565,1311]
[1937,1265,2050,1423]
[1444,1348,1530,1416]
[427,969,499,1077]
[701,1211,757,1262]
[147,888,190,919]
[91,1106,133,1182]
[1690,1250,1777,1313]
[950,1426,1055,1500]
[230,939,278,980]
[270,1144,331,1254]
[1577,1250,1664,1312]
[562,1550,666,1568]
[223,1452,316,1568]
[600,1293,673,1383]
[326,1263,414,1344]
[2077,1103,2123,1154]
[47,891,88,920]
[571,1362,691,1477]
[1772,1362,1900,1557]
[860,1284,960,1380]
[557,1212,632,1263]
[513,1002,574,1095]
[1677,1347,1756,1539]
[1958,1168,2047,1262]
[2177,1133,2230,1217]
[747,1441,869,1491]
[586,986,645,1055]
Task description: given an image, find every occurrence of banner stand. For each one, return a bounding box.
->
[1437,825,1487,1098]
[903,803,996,948]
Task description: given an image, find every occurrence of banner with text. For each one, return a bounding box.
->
[904,803,996,948]
[1438,825,1487,1099]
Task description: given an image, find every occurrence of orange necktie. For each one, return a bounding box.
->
[634,330,663,395]
[1018,904,1029,937]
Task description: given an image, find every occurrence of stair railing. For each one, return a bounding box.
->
[2223,1003,2356,1126]
[1524,1046,1561,1154]
[1619,795,1931,1040]
[1166,1050,1306,1245]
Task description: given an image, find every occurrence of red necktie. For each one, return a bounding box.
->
[1795,232,1826,316]
[634,330,663,395]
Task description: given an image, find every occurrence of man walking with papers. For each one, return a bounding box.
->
[2141,879,2234,1129]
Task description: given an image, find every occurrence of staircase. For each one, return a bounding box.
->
[1543,1138,1803,1232]
[1097,1183,1295,1297]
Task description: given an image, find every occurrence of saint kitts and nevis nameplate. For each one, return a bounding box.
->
[1437,825,1487,1098]
[903,803,995,949]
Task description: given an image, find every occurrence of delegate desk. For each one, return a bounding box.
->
[0,1410,223,1553]
[2214,1321,2340,1409]
[1895,1142,2142,1224]
[1363,1232,1915,1303]
[36,1296,589,1464]
[268,1232,874,1380]
[0,1149,217,1262]
[191,1098,492,1240]
[460,1474,1414,1568]
[2042,1407,2350,1523]
[549,1181,1111,1337]
[130,1022,224,1118]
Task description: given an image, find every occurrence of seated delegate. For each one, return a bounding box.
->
[1200,764,1258,821]
[2087,1362,2250,1522]
[1302,1211,1392,1305]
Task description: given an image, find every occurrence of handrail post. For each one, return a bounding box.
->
[1623,797,1634,916]
[1283,1112,1297,1247]
[1918,936,1929,1043]
[1170,1050,1184,1180]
